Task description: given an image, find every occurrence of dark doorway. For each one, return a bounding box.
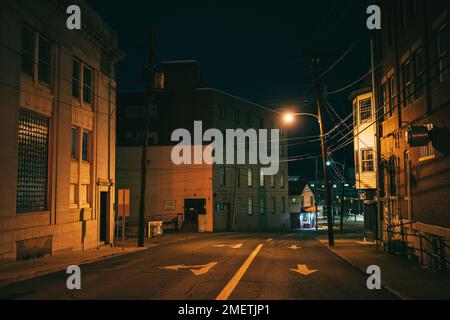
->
[183,199,206,232]
[290,213,301,229]
[100,192,108,242]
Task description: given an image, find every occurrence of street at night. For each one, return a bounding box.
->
[0,231,397,300]
[1,0,450,314]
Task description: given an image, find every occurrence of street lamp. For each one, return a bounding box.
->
[283,112,320,123]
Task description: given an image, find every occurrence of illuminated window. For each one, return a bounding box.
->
[259,168,265,187]
[280,172,285,188]
[359,98,372,124]
[361,149,374,172]
[16,109,49,213]
[247,197,253,216]
[247,168,253,187]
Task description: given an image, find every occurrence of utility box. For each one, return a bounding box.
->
[148,221,163,238]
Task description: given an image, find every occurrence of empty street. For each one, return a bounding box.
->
[0,232,396,300]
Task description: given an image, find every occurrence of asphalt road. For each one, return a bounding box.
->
[0,232,397,300]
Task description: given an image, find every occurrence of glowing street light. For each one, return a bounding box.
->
[282,112,320,124]
[283,113,294,123]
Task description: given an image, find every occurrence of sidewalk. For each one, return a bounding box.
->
[0,232,211,288]
[317,232,450,300]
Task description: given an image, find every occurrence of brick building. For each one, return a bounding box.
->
[116,61,290,232]
[0,0,122,261]
[373,0,450,266]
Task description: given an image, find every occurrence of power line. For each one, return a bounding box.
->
[318,40,360,79]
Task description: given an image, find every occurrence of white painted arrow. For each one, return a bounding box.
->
[290,264,318,276]
[212,244,244,249]
[288,245,302,250]
[160,262,218,276]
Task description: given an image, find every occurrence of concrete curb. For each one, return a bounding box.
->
[0,233,214,288]
[0,248,146,288]
[318,240,411,300]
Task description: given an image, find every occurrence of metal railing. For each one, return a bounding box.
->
[381,223,449,271]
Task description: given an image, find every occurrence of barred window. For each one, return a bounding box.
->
[361,149,374,172]
[359,98,372,124]
[17,109,49,213]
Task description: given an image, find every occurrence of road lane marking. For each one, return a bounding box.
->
[212,244,243,249]
[290,264,318,276]
[288,245,302,250]
[216,244,264,301]
[160,262,218,276]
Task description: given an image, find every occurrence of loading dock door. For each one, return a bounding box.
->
[183,199,206,232]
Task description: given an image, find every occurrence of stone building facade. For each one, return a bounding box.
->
[0,0,122,261]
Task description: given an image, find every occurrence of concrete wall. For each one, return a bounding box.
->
[0,0,120,261]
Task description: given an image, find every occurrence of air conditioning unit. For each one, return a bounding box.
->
[406,124,433,147]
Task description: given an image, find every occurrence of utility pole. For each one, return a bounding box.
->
[138,34,156,247]
[370,32,382,251]
[312,57,334,247]
[340,159,346,233]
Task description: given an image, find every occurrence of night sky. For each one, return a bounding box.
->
[88,0,373,179]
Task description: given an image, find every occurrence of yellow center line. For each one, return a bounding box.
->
[215,243,264,301]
